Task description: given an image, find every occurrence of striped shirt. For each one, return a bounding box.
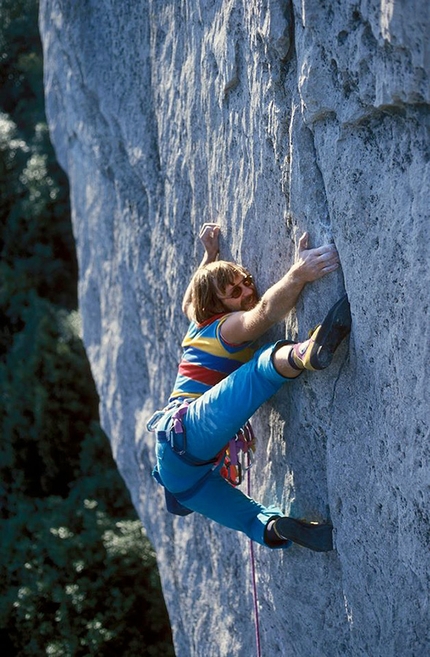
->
[169,313,254,400]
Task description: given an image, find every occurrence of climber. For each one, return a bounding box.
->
[147,223,351,551]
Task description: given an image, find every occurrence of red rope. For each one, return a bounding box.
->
[247,459,262,657]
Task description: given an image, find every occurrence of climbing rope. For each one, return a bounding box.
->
[247,456,262,657]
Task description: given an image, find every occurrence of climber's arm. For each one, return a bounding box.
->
[220,232,340,344]
[182,223,220,320]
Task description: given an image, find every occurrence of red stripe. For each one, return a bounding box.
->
[197,312,228,328]
[178,362,225,386]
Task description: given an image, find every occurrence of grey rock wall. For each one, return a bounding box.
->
[40,1,429,655]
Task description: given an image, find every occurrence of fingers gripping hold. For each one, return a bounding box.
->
[296,232,340,282]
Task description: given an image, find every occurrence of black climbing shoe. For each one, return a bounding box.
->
[274,517,334,552]
[292,294,352,371]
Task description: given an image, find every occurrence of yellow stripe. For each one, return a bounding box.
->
[182,334,252,362]
[170,392,201,399]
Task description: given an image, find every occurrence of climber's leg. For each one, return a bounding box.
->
[178,468,290,549]
[176,470,333,551]
[183,341,295,462]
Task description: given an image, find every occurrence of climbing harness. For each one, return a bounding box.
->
[148,400,217,516]
[147,400,256,514]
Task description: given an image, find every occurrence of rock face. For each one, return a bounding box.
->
[40,1,429,655]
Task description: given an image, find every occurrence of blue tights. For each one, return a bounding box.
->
[156,342,295,548]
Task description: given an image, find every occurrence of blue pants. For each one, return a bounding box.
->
[156,342,294,548]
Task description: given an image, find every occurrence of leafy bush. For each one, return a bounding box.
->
[0,425,174,657]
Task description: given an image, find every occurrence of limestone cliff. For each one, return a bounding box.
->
[40,1,429,655]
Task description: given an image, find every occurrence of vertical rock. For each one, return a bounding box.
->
[40,1,430,654]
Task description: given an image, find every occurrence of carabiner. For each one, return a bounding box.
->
[146,410,165,432]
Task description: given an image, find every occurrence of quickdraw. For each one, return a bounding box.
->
[219,421,256,486]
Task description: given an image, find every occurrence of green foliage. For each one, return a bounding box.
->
[0,0,44,130]
[0,295,98,498]
[0,0,77,310]
[0,431,174,656]
[0,0,175,654]
[0,112,77,312]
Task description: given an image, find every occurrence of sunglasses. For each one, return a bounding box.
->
[220,275,254,299]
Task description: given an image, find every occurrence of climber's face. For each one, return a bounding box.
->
[216,273,258,312]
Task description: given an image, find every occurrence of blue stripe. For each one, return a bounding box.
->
[183,349,244,374]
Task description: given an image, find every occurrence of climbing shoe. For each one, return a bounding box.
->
[292,294,352,371]
[273,517,334,552]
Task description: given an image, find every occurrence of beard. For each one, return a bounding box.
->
[240,291,258,311]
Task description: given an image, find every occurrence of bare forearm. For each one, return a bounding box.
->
[220,236,340,344]
[240,265,306,338]
[244,237,340,336]
[260,266,305,322]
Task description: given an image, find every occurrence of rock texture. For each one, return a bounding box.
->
[40,1,429,655]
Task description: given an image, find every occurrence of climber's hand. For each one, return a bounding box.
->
[181,223,221,320]
[295,231,340,282]
[199,223,220,260]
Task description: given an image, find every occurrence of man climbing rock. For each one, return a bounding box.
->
[147,223,351,551]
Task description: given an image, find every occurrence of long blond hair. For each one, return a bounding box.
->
[191,260,251,323]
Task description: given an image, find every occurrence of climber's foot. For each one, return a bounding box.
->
[292,294,352,371]
[274,517,334,552]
